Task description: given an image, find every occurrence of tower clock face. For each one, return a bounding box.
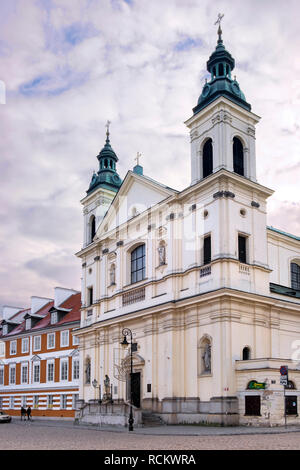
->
[231,82,240,95]
[112,174,120,184]
[202,84,210,98]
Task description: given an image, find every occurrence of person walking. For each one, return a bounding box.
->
[26,405,32,421]
[20,406,26,421]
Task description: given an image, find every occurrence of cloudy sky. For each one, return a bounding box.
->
[0,0,299,311]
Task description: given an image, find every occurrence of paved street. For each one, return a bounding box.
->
[1,419,300,450]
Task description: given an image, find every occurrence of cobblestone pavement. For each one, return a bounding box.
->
[1,420,300,450]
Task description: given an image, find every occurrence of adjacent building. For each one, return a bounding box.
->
[0,287,81,419]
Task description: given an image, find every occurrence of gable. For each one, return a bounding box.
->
[96,171,176,237]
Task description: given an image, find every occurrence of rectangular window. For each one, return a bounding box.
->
[21,364,28,384]
[9,366,16,385]
[73,394,79,409]
[60,330,69,348]
[87,287,93,306]
[61,394,68,409]
[47,333,55,349]
[47,395,54,408]
[47,362,54,382]
[60,360,68,381]
[0,397,3,408]
[22,338,29,354]
[0,342,5,356]
[10,341,17,355]
[73,358,79,380]
[22,396,27,407]
[0,367,4,385]
[238,235,247,264]
[245,395,261,416]
[203,235,211,265]
[51,311,58,324]
[33,335,41,352]
[72,334,79,346]
[33,395,39,409]
[285,396,298,415]
[25,318,31,330]
[33,363,40,383]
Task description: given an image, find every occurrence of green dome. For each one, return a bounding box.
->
[87,129,122,195]
[193,32,251,114]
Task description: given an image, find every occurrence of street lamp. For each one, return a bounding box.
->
[121,327,134,431]
[92,379,101,404]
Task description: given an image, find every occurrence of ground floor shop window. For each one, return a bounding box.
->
[245,395,261,416]
[285,396,298,415]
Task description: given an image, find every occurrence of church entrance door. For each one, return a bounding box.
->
[130,372,141,408]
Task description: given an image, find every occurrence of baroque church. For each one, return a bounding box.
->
[74,24,300,427]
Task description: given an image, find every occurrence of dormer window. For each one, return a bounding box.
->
[25,318,31,330]
[2,325,8,336]
[51,311,58,325]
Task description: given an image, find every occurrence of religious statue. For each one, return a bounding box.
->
[202,343,211,372]
[110,264,116,285]
[102,374,112,403]
[85,359,91,384]
[158,243,166,266]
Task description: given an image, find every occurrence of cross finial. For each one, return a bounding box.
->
[135,152,142,166]
[214,13,224,42]
[105,120,111,138]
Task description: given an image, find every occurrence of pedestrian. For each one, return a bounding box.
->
[20,406,26,421]
[26,405,32,421]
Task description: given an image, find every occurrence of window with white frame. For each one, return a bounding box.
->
[9,365,16,385]
[33,395,39,408]
[73,394,79,409]
[25,318,31,330]
[10,341,17,355]
[47,333,55,349]
[10,396,14,409]
[73,358,79,380]
[60,330,69,348]
[33,336,41,352]
[22,337,29,354]
[47,361,54,382]
[33,363,40,383]
[21,363,28,384]
[21,396,27,407]
[72,334,79,346]
[61,394,68,409]
[47,395,54,408]
[0,366,4,385]
[2,325,8,336]
[0,342,5,356]
[60,359,68,381]
[51,311,58,324]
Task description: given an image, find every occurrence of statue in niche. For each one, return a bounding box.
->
[85,359,91,384]
[202,343,211,373]
[158,243,166,266]
[110,264,116,285]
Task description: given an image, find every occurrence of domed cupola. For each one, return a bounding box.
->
[87,121,122,194]
[193,19,251,115]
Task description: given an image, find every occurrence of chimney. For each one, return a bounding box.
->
[54,287,79,308]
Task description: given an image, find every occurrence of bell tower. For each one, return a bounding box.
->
[185,18,274,297]
[186,18,259,186]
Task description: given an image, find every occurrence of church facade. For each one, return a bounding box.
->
[74,26,300,426]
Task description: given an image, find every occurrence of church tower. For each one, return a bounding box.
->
[81,122,122,248]
[185,19,274,296]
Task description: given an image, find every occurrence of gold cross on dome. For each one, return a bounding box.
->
[135,152,142,166]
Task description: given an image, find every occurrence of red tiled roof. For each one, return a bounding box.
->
[1,294,81,337]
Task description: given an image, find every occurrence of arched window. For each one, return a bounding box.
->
[291,262,300,290]
[242,347,251,360]
[233,137,244,176]
[202,138,213,178]
[131,244,146,284]
[198,336,212,375]
[89,215,96,243]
